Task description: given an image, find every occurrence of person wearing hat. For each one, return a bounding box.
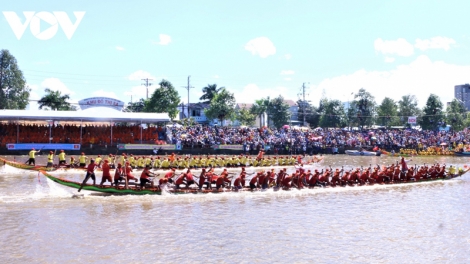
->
[114,163,124,187]
[78,159,97,192]
[79,152,88,167]
[46,151,55,168]
[100,159,113,187]
[139,165,156,190]
[95,155,102,168]
[26,148,41,166]
[58,150,66,165]
[124,161,138,183]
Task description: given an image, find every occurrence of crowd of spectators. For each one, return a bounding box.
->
[1,123,470,154]
[166,124,470,154]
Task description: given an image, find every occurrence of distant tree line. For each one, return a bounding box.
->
[1,49,468,130]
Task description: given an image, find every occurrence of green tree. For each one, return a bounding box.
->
[351,88,376,128]
[199,84,224,104]
[267,95,290,129]
[420,94,444,130]
[319,99,346,128]
[145,79,181,120]
[0,49,30,109]
[204,88,236,125]
[38,88,76,110]
[236,104,256,126]
[377,97,399,127]
[446,99,466,131]
[250,97,270,127]
[124,98,146,112]
[297,100,318,127]
[397,95,420,125]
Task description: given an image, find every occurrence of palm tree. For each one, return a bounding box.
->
[38,88,75,110]
[250,97,270,127]
[199,84,224,104]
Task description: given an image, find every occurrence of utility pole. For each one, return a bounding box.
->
[298,82,309,126]
[142,78,153,100]
[182,76,194,119]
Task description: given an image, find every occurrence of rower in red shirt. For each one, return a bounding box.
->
[114,163,124,187]
[140,165,155,189]
[198,168,209,190]
[233,172,245,190]
[78,159,97,192]
[124,162,138,183]
[185,169,195,188]
[249,173,260,190]
[175,173,186,189]
[99,159,113,187]
[161,168,176,185]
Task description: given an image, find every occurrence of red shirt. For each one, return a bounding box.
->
[140,168,151,179]
[87,163,96,173]
[102,163,111,177]
[164,171,174,179]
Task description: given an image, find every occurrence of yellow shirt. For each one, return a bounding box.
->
[47,154,54,163]
[29,150,38,159]
[79,155,87,163]
[58,152,66,161]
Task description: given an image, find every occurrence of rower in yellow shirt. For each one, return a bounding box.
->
[26,148,41,166]
[58,150,66,165]
[79,152,88,167]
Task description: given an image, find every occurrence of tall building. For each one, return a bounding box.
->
[454,84,470,111]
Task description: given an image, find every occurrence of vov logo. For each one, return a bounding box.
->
[3,11,85,40]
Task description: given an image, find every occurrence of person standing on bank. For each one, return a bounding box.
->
[78,159,97,192]
[26,148,41,166]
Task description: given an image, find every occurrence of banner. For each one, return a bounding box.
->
[78,97,125,111]
[117,144,175,150]
[408,116,417,124]
[6,143,81,150]
[217,145,243,150]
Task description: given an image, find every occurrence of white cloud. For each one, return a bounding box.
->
[312,55,470,108]
[128,70,155,81]
[41,78,74,95]
[92,89,119,99]
[116,46,125,51]
[374,38,414,57]
[284,77,292,81]
[415,36,455,51]
[384,57,395,63]
[284,54,292,60]
[244,37,276,58]
[280,70,295,75]
[153,34,171,45]
[212,75,220,79]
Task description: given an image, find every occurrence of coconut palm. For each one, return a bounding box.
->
[199,84,224,104]
[38,88,75,110]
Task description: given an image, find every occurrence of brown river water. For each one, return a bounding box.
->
[1,154,470,263]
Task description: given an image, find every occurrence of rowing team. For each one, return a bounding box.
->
[79,159,465,192]
[62,153,323,170]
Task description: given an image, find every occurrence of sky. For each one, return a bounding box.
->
[1,0,470,112]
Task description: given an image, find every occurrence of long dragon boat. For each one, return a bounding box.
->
[0,156,324,175]
[39,166,469,196]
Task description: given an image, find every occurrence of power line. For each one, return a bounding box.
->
[141,78,153,100]
[298,82,309,126]
[181,76,194,119]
